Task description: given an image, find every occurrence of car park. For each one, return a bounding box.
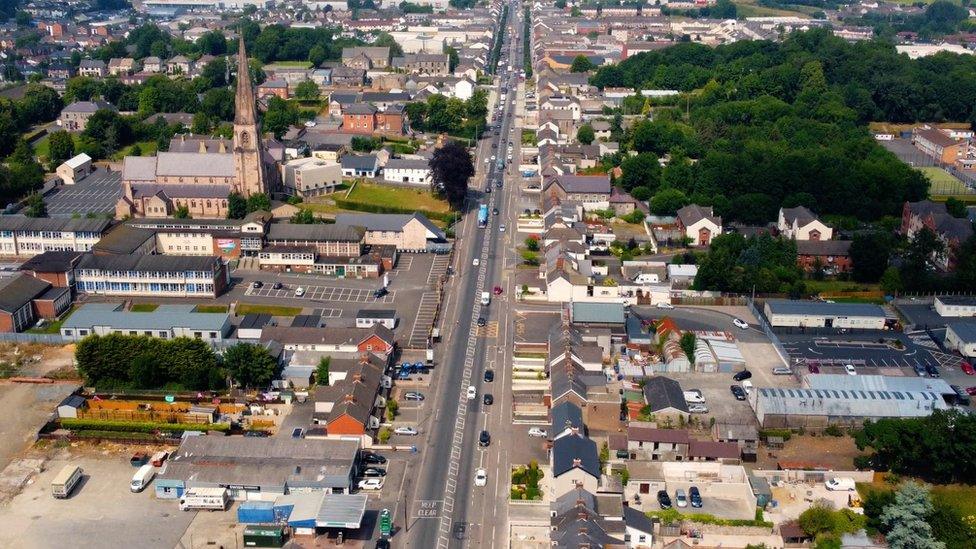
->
[362,467,387,477]
[528,427,548,438]
[479,430,491,447]
[394,426,418,436]
[474,468,488,486]
[963,363,975,375]
[358,479,384,491]
[272,282,282,290]
[730,385,747,401]
[732,370,752,381]
[252,281,263,289]
[404,391,425,401]
[732,318,749,329]
[657,490,672,509]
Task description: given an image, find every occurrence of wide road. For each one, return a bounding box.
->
[403,3,521,548]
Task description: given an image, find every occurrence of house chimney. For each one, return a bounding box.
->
[353,373,362,383]
[572,458,582,467]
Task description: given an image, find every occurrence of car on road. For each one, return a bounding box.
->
[484,370,494,382]
[689,486,702,508]
[473,258,480,266]
[963,363,975,375]
[732,370,752,382]
[492,208,499,215]
[689,404,709,414]
[675,489,688,508]
[476,316,487,327]
[657,490,672,509]
[394,426,418,436]
[474,468,488,487]
[499,224,506,232]
[772,366,792,375]
[404,391,425,401]
[362,467,387,477]
[291,427,304,438]
[730,385,747,401]
[845,364,857,376]
[528,427,548,438]
[484,185,491,193]
[373,287,388,298]
[467,386,477,399]
[493,285,503,295]
[362,452,386,465]
[272,282,282,290]
[252,281,263,289]
[483,394,493,405]
[732,318,749,330]
[495,180,502,188]
[926,364,940,378]
[374,539,390,549]
[479,430,491,447]
[358,478,384,491]
[808,363,820,374]
[656,302,674,309]
[294,287,305,297]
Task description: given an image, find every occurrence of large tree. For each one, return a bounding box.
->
[881,483,944,549]
[48,130,76,168]
[430,140,474,210]
[850,231,894,283]
[223,343,278,388]
[570,55,594,73]
[577,124,595,145]
[227,192,247,219]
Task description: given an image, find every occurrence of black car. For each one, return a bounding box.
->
[375,539,391,549]
[244,430,269,437]
[495,180,502,188]
[479,430,491,447]
[362,452,387,465]
[484,370,494,382]
[657,490,672,509]
[483,393,493,405]
[477,317,487,327]
[492,208,499,215]
[272,282,283,290]
[730,385,747,401]
[925,364,940,378]
[362,467,387,477]
[252,281,263,288]
[373,287,388,298]
[689,486,702,508]
[732,370,752,382]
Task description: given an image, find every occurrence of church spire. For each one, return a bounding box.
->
[235,36,257,126]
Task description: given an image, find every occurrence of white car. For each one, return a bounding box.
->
[845,364,857,376]
[474,468,488,487]
[499,224,506,232]
[527,427,548,438]
[394,426,418,436]
[656,303,675,309]
[826,477,856,491]
[358,478,384,491]
[466,385,477,400]
[732,318,749,330]
[473,258,480,266]
[294,287,305,297]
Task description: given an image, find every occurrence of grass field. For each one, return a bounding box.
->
[130,303,159,312]
[110,141,158,161]
[32,133,83,164]
[732,0,811,17]
[236,303,302,316]
[193,305,229,313]
[918,167,972,196]
[27,306,76,334]
[345,181,450,214]
[858,481,976,519]
[265,61,312,68]
[804,280,881,293]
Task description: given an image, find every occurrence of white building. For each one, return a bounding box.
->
[355,309,397,329]
[60,303,232,342]
[777,206,833,241]
[282,157,343,198]
[934,296,976,318]
[763,300,886,330]
[946,322,976,357]
[0,217,110,257]
[56,153,93,185]
[676,204,722,247]
[382,159,431,186]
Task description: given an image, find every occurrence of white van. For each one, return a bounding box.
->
[481,292,490,306]
[51,465,83,498]
[741,380,753,394]
[826,477,856,491]
[130,464,155,493]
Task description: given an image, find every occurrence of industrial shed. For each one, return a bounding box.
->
[751,387,949,430]
[945,322,976,358]
[763,300,886,330]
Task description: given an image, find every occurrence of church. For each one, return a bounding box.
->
[116,38,283,219]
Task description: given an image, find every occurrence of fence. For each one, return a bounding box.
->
[747,298,790,367]
[0,332,66,344]
[78,408,212,424]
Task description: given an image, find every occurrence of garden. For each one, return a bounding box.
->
[510,461,544,501]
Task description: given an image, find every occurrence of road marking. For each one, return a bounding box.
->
[416,499,443,519]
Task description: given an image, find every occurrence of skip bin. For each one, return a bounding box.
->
[243,526,285,548]
[238,501,276,524]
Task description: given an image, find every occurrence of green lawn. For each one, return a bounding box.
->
[27,305,76,334]
[804,280,880,293]
[345,181,451,214]
[110,141,158,161]
[265,61,312,68]
[918,167,972,196]
[236,303,302,316]
[193,305,229,313]
[931,484,976,517]
[32,133,82,164]
[130,303,159,312]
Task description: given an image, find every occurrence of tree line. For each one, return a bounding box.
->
[0,84,62,209]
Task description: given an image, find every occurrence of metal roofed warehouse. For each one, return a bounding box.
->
[751,386,949,430]
[763,299,887,329]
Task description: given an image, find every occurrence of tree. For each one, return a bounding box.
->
[191,111,211,135]
[679,332,696,363]
[246,192,271,213]
[290,208,319,224]
[850,231,894,283]
[619,153,662,192]
[174,205,190,219]
[223,342,278,388]
[577,124,595,145]
[881,483,945,549]
[570,55,595,73]
[316,356,330,385]
[262,96,299,138]
[880,266,904,295]
[227,192,247,219]
[650,188,689,215]
[430,140,474,210]
[48,131,76,168]
[308,44,328,67]
[196,30,228,55]
[945,197,967,218]
[23,193,46,218]
[294,80,321,102]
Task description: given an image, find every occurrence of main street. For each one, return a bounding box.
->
[403,3,523,548]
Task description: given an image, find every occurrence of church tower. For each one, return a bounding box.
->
[233,37,267,197]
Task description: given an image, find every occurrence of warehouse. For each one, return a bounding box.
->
[945,322,976,357]
[751,386,949,430]
[155,435,360,501]
[934,296,976,318]
[763,300,887,330]
[805,373,956,399]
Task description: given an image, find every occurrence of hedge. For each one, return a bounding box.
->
[71,430,163,440]
[646,509,773,528]
[61,418,229,433]
[333,198,455,224]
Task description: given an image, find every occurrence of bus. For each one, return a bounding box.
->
[478,204,489,228]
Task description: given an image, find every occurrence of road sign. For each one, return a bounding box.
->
[380,509,392,536]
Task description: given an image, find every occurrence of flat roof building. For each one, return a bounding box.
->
[946,322,976,358]
[763,299,886,330]
[60,303,231,342]
[934,295,976,318]
[751,386,949,430]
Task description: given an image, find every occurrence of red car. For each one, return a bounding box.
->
[966,386,976,396]
[807,364,820,374]
[962,363,975,376]
[492,286,503,295]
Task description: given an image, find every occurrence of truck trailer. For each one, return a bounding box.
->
[179,487,229,511]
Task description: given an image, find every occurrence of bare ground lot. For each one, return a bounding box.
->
[755,434,861,471]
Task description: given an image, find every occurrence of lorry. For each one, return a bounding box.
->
[51,465,83,498]
[130,464,155,493]
[179,487,229,511]
[478,204,489,228]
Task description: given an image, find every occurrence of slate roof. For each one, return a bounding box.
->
[552,433,600,478]
[19,251,84,273]
[642,376,689,413]
[0,274,50,313]
[551,401,584,434]
[334,213,444,239]
[0,216,110,233]
[550,175,611,194]
[948,321,976,343]
[340,155,379,171]
[266,223,366,243]
[77,254,221,273]
[765,299,886,318]
[781,206,818,227]
[676,204,720,227]
[62,100,115,113]
[795,240,852,256]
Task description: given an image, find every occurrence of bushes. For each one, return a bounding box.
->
[511,461,544,500]
[647,509,774,528]
[75,333,223,391]
[61,418,229,433]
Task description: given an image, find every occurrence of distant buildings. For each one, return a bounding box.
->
[902,200,974,271]
[58,100,116,132]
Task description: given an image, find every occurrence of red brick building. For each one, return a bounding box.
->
[0,274,71,333]
[796,240,853,274]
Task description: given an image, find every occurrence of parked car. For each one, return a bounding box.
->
[492,208,499,215]
[499,224,506,232]
[732,318,749,329]
[403,392,425,401]
[493,286,503,295]
[675,489,688,508]
[962,363,975,375]
[373,287,388,298]
[272,282,283,290]
[358,478,384,491]
[528,427,548,438]
[394,426,418,436]
[294,287,305,297]
[484,370,494,382]
[129,452,149,467]
[467,386,477,399]
[479,430,491,447]
[845,364,857,376]
[656,302,675,309]
[362,467,387,478]
[913,364,927,377]
[730,385,747,401]
[251,281,263,289]
[483,394,493,405]
[689,404,709,414]
[683,389,705,403]
[657,490,672,509]
[772,367,792,375]
[925,364,940,378]
[966,386,976,396]
[689,486,703,508]
[244,430,269,437]
[473,258,480,266]
[808,363,820,374]
[291,427,305,438]
[361,452,387,465]
[732,370,752,382]
[826,477,856,491]
[474,468,488,487]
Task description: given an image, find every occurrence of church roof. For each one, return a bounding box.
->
[122,156,158,181]
[235,36,258,127]
[130,184,232,199]
[155,152,235,178]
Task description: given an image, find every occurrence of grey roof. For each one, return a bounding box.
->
[62,303,229,332]
[356,309,396,319]
[58,394,86,409]
[266,223,365,243]
[155,152,235,177]
[334,213,444,239]
[676,204,720,227]
[18,251,84,273]
[92,225,156,255]
[551,401,584,434]
[765,299,886,318]
[384,158,430,170]
[121,156,158,181]
[571,302,625,325]
[806,374,955,396]
[949,321,976,343]
[77,254,221,273]
[130,183,232,199]
[62,100,115,113]
[623,505,655,534]
[937,295,976,306]
[781,206,817,226]
[340,155,378,171]
[344,102,377,115]
[796,240,852,256]
[317,494,368,528]
[0,274,50,313]
[552,433,600,479]
[552,487,596,516]
[756,386,949,418]
[551,175,611,194]
[642,376,689,413]
[0,216,110,233]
